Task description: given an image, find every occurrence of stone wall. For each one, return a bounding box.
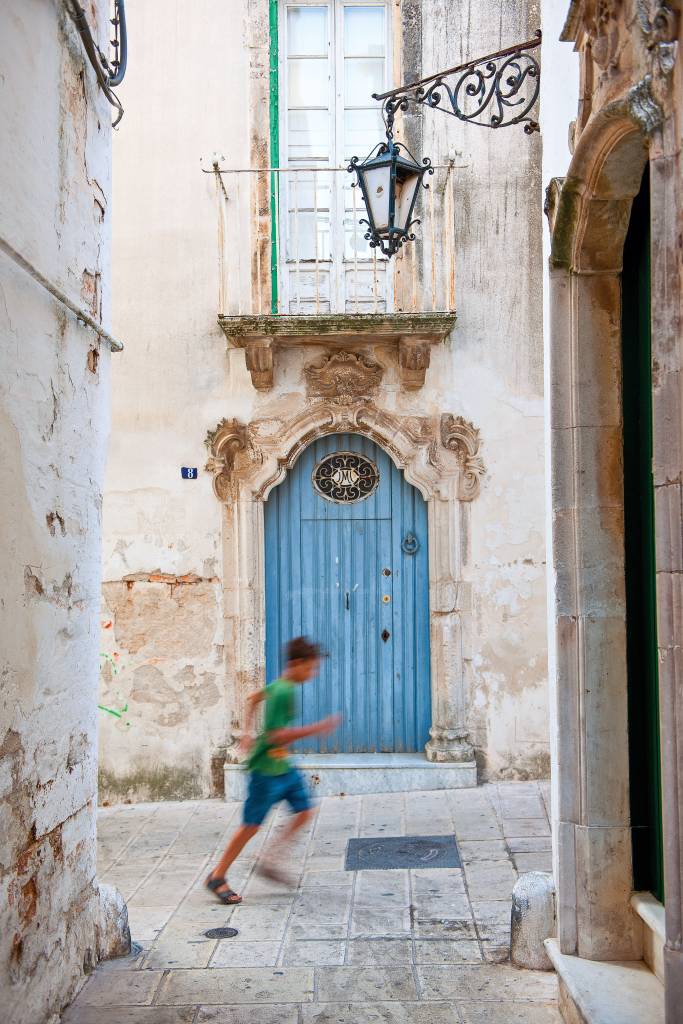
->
[102,0,549,798]
[0,2,121,1020]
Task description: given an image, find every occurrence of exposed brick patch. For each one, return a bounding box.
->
[120,571,220,588]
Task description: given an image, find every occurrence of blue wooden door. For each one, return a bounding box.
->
[264,433,431,753]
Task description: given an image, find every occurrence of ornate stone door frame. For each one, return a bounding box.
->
[547,62,683,1000]
[205,402,485,767]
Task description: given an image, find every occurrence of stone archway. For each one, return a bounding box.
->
[205,401,485,773]
[547,96,652,962]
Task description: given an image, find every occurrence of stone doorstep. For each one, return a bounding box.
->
[631,892,666,985]
[224,755,478,800]
[545,938,664,1024]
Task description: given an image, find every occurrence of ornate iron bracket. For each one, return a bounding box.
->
[374,31,542,136]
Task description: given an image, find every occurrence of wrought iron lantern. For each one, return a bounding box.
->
[348,33,541,259]
[348,122,433,259]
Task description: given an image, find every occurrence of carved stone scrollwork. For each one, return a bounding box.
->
[304,351,383,404]
[440,414,486,500]
[638,1,679,77]
[245,339,274,390]
[204,418,253,500]
[590,0,620,70]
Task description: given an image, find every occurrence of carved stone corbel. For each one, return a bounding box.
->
[440,414,486,500]
[245,339,274,390]
[204,418,252,500]
[399,337,431,389]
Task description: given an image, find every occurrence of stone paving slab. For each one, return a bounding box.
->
[156,967,316,1004]
[459,1003,563,1023]
[196,1007,299,1024]
[316,965,419,1002]
[73,970,164,1006]
[301,1002,460,1023]
[62,1009,197,1024]
[62,784,556,1023]
[417,964,558,1002]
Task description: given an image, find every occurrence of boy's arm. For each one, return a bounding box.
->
[269,714,340,745]
[244,689,265,730]
[237,690,266,753]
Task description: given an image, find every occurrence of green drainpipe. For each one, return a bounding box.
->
[269,0,279,314]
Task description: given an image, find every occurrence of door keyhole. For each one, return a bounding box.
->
[381,629,390,643]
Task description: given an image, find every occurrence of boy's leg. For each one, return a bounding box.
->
[207,772,272,898]
[277,806,314,845]
[208,823,260,894]
[259,770,314,873]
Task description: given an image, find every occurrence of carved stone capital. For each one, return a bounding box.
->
[304,350,383,405]
[440,414,485,501]
[204,418,254,500]
[626,75,665,135]
[245,339,274,390]
[544,177,566,234]
[399,337,431,390]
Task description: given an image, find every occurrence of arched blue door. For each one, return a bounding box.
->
[264,433,431,753]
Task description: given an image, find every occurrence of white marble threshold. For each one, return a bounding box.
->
[545,937,664,1024]
[224,753,478,799]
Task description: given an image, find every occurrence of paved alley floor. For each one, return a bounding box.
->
[63,782,560,1024]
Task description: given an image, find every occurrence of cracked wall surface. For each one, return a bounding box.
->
[0,3,120,1021]
[102,0,549,798]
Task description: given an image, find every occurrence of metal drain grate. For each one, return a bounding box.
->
[203,927,238,939]
[345,834,461,871]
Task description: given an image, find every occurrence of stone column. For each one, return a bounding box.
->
[222,493,267,762]
[424,483,474,763]
[650,143,683,1020]
[550,263,641,961]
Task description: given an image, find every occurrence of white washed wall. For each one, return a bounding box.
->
[0,2,116,1020]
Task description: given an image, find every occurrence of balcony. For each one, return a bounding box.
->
[209,164,458,389]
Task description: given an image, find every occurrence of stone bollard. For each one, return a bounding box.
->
[95,882,131,960]
[510,871,556,971]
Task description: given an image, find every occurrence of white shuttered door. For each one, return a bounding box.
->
[280,1,390,313]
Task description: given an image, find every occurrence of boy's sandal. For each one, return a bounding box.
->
[205,875,242,905]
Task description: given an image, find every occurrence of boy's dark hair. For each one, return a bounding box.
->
[285,636,325,663]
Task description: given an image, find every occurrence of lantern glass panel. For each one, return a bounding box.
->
[363,164,392,233]
[395,169,421,234]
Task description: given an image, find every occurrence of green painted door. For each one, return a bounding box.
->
[622,165,664,903]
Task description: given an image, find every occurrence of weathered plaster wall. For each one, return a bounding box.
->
[103,0,549,797]
[0,2,121,1021]
[418,0,548,778]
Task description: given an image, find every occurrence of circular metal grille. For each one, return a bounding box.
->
[312,451,380,504]
[204,927,238,939]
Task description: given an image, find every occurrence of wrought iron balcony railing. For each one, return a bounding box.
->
[207,163,458,319]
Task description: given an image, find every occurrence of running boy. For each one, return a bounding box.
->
[205,636,339,904]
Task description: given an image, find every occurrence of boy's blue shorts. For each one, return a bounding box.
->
[243,768,311,826]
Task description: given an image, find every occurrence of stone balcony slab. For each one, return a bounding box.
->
[217,311,457,390]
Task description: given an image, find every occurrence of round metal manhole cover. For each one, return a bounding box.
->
[203,927,238,939]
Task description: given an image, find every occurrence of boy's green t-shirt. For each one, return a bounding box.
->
[246,678,296,776]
